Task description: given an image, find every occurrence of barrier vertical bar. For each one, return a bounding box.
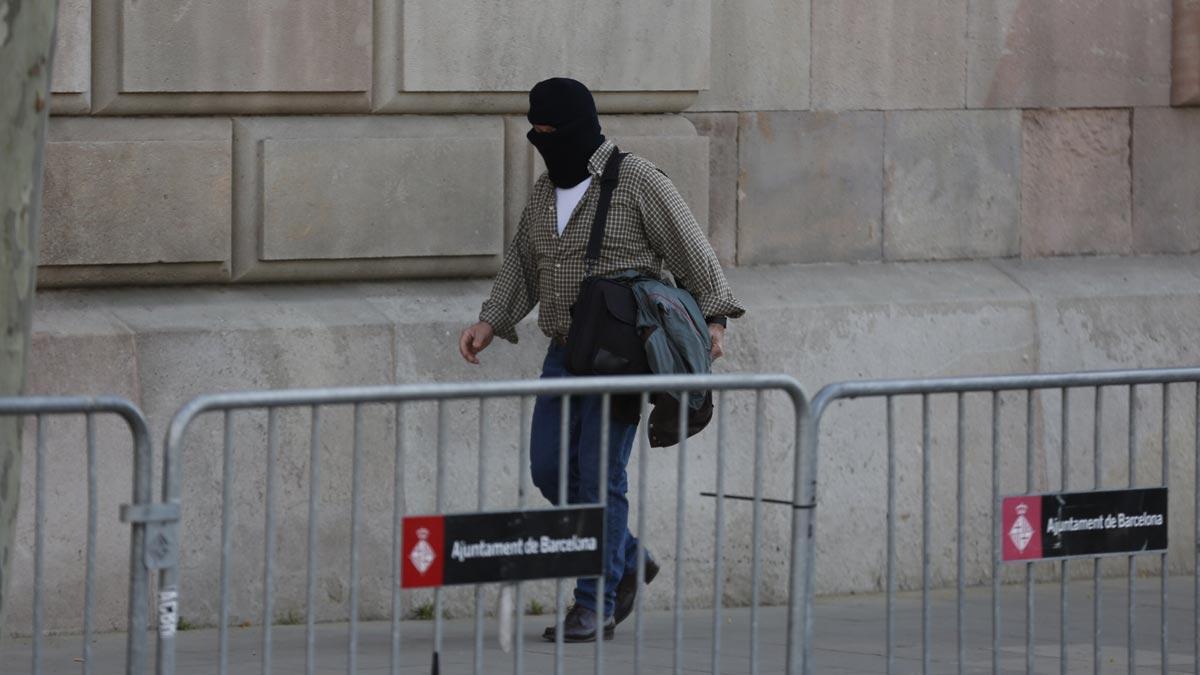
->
[475,399,488,675]
[886,396,896,675]
[392,402,404,675]
[435,401,447,671]
[634,393,649,675]
[305,406,321,675]
[1161,383,1169,675]
[32,414,45,675]
[956,393,965,675]
[1128,386,1137,674]
[1093,387,1102,675]
[921,394,931,675]
[349,403,364,675]
[1194,384,1199,675]
[793,379,815,675]
[132,403,154,675]
[750,390,765,675]
[712,391,728,674]
[219,410,234,675]
[674,390,689,675]
[595,393,610,675]
[83,413,96,675]
[991,392,1001,675]
[1061,388,1069,675]
[515,396,531,675]
[554,394,569,675]
[1026,390,1035,675]
[262,407,279,675]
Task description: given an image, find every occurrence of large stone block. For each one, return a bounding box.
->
[601,118,710,232]
[102,288,399,626]
[606,136,710,233]
[373,0,707,113]
[1177,0,1200,105]
[685,113,739,265]
[737,111,884,265]
[723,262,1037,595]
[503,116,711,249]
[50,0,90,113]
[1020,110,1131,257]
[884,110,1021,261]
[260,138,502,261]
[234,117,505,282]
[968,0,1172,108]
[39,118,232,286]
[93,0,371,114]
[399,0,707,92]
[811,0,968,110]
[690,0,809,112]
[997,257,1200,568]
[1133,108,1200,254]
[6,309,138,636]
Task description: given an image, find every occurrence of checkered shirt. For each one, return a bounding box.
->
[480,139,745,343]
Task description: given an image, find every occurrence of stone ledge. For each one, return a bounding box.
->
[18,256,1200,628]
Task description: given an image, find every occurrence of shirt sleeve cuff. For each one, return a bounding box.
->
[479,307,519,344]
[698,295,746,322]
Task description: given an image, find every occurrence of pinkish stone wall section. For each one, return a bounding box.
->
[1176,0,1200,105]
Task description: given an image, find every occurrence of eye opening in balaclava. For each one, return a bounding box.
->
[527,78,605,189]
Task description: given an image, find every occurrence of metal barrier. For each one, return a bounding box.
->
[156,374,813,675]
[0,396,155,675]
[807,366,1200,674]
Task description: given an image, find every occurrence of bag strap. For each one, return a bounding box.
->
[584,146,626,276]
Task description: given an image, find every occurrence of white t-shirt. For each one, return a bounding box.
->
[555,177,592,236]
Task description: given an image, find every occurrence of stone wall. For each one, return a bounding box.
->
[39,0,1200,286]
[12,0,1200,635]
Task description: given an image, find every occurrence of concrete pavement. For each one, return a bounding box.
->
[5,576,1196,673]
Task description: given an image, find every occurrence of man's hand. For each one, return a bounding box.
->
[708,323,726,362]
[459,321,495,364]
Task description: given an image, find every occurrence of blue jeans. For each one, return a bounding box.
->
[530,344,640,618]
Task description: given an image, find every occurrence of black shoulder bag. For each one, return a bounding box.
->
[564,148,650,377]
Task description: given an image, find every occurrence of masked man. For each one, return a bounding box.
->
[458,78,744,641]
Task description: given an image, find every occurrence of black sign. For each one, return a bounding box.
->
[1002,487,1167,562]
[401,506,604,587]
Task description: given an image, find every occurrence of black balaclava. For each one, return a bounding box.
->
[527,78,605,189]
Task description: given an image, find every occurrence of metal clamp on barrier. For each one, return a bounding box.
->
[121,502,181,570]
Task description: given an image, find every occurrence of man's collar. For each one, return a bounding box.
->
[587,139,617,177]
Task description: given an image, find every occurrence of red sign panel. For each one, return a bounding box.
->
[401,515,445,588]
[1001,495,1043,561]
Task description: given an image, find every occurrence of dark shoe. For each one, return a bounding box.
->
[541,604,615,643]
[613,550,661,626]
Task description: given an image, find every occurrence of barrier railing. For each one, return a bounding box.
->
[20,364,1198,673]
[0,396,154,675]
[156,374,813,675]
[808,367,1200,674]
